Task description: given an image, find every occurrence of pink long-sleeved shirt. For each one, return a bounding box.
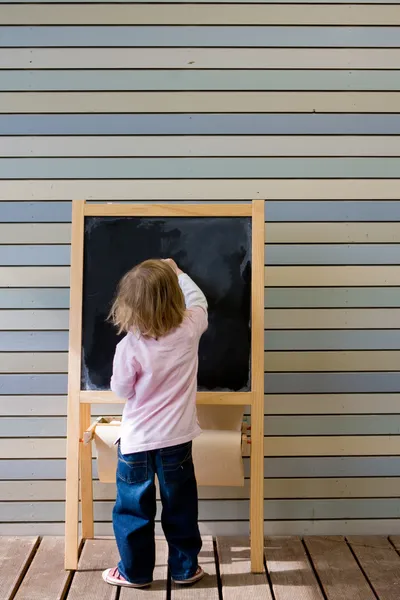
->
[111,273,208,455]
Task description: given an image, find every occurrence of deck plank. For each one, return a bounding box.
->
[67,538,119,600]
[218,536,272,599]
[304,536,375,600]
[388,536,400,554]
[14,537,71,600]
[347,536,400,600]
[265,536,324,600]
[171,536,218,600]
[120,537,168,599]
[0,536,39,600]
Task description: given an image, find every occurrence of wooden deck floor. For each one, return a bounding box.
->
[2,535,400,599]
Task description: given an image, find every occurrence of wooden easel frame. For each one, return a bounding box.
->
[65,199,265,572]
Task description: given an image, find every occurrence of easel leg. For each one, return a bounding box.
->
[66,199,87,570]
[250,198,265,573]
[250,415,265,573]
[80,404,94,539]
[65,393,81,570]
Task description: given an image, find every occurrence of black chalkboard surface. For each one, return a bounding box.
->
[81,216,251,392]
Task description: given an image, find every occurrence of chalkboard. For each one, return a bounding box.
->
[81,216,251,392]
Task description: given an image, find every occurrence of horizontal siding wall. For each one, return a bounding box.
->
[1,1,400,536]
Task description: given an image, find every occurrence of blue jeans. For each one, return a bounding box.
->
[113,441,202,585]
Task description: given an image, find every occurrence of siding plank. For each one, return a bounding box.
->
[2,136,400,158]
[0,268,69,287]
[0,203,71,222]
[1,92,399,113]
[264,457,400,478]
[0,246,70,266]
[3,115,400,136]
[0,310,69,330]
[267,223,400,244]
[3,157,400,179]
[0,353,68,374]
[0,438,67,459]
[2,26,400,48]
[0,417,67,437]
[3,5,400,26]
[2,70,400,91]
[265,331,400,351]
[3,48,400,70]
[267,266,400,286]
[3,1,400,4]
[265,351,400,372]
[0,224,71,243]
[0,396,67,416]
[265,309,400,329]
[0,459,68,480]
[263,437,400,457]
[265,416,400,436]
[266,245,400,266]
[265,394,400,415]
[0,374,67,394]
[262,478,400,499]
[0,332,68,351]
[0,396,123,416]
[265,288,400,309]
[2,181,400,201]
[0,290,70,309]
[266,200,400,220]
[265,372,400,394]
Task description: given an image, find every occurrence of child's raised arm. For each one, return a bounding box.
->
[110,336,139,399]
[163,258,208,334]
[178,272,208,336]
[178,273,207,313]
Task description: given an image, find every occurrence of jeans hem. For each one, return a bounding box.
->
[171,567,198,582]
[118,561,153,586]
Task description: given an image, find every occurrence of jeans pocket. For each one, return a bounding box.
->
[161,442,194,485]
[117,448,148,484]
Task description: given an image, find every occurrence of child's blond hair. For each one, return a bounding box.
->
[109,259,185,338]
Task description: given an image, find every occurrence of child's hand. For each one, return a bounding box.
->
[162,258,183,276]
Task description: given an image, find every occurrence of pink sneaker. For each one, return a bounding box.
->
[102,567,151,588]
[173,566,205,585]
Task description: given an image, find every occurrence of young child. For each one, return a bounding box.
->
[102,258,208,589]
